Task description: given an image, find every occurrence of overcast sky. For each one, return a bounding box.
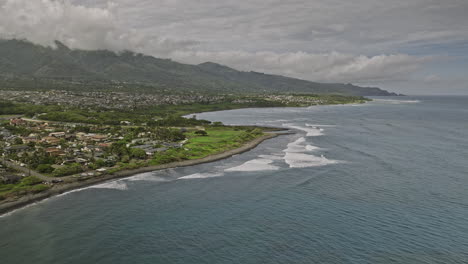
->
[1,0,467,94]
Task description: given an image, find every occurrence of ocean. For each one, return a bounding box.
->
[1,96,468,263]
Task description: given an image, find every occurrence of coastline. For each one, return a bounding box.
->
[0,132,283,216]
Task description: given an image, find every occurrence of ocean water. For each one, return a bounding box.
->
[2,96,468,263]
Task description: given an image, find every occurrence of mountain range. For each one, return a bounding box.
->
[0,39,398,96]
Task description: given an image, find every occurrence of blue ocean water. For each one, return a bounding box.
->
[1,96,468,264]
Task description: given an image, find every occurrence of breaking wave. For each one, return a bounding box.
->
[225,158,280,172]
[374,99,421,104]
[89,181,128,190]
[284,152,340,168]
[127,172,170,182]
[283,137,341,168]
[179,172,224,180]
[283,124,324,136]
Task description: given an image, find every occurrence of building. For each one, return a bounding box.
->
[42,136,61,145]
[49,132,66,138]
[9,118,26,126]
[45,147,65,157]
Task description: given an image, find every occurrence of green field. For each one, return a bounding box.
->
[147,126,264,166]
[183,127,256,159]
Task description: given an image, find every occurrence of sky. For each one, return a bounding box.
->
[0,0,467,95]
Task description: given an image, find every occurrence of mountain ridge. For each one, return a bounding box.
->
[0,39,399,96]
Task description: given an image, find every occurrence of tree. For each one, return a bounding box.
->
[13,137,23,145]
[36,164,55,173]
[52,163,83,177]
[130,148,146,159]
[110,141,129,157]
[195,130,208,136]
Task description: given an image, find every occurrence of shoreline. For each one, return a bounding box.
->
[0,132,284,216]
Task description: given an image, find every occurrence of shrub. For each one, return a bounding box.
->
[36,164,55,173]
[194,130,208,136]
[130,148,147,159]
[20,176,43,186]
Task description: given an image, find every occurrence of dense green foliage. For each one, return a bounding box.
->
[52,163,84,177]
[36,164,55,173]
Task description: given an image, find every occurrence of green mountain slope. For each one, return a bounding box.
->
[0,39,398,96]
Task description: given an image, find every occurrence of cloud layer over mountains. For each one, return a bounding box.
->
[1,0,467,93]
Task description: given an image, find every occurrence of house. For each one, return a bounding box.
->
[22,135,40,144]
[90,134,107,142]
[45,147,65,156]
[98,143,112,148]
[145,147,168,155]
[49,132,66,138]
[42,136,61,145]
[76,132,87,140]
[9,118,26,126]
[75,158,88,164]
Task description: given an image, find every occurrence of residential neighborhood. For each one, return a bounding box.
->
[0,116,188,186]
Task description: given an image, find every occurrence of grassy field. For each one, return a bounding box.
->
[146,126,264,166]
[183,127,252,159]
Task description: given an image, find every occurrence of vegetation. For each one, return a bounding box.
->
[52,163,84,177]
[0,94,368,126]
[0,39,397,96]
[0,176,50,200]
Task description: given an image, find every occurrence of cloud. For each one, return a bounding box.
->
[173,50,431,83]
[0,0,197,56]
[0,0,465,90]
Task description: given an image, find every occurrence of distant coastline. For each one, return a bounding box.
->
[0,132,285,215]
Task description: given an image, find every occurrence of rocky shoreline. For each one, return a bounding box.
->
[0,132,282,216]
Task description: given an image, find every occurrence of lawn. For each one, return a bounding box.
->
[183,127,263,159]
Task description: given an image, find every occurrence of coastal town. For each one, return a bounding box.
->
[0,90,366,212]
[0,116,186,184]
[0,90,368,110]
[0,110,270,208]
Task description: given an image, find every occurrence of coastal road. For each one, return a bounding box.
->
[1,160,57,182]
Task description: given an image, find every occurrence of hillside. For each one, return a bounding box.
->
[0,39,398,96]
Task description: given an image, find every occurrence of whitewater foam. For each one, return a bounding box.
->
[374,99,421,104]
[127,172,170,182]
[305,123,336,127]
[179,172,224,180]
[89,181,128,190]
[283,137,340,168]
[225,158,280,172]
[258,154,284,160]
[283,124,324,136]
[284,152,340,168]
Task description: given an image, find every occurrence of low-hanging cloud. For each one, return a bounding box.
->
[0,0,197,56]
[0,0,437,84]
[173,50,432,83]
